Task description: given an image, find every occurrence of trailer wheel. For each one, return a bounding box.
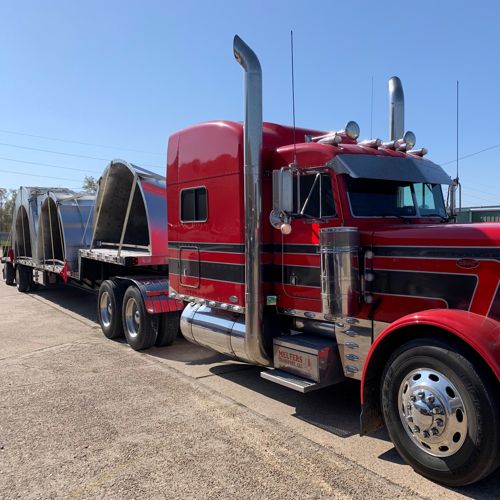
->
[29,274,39,291]
[15,265,31,293]
[155,311,181,347]
[381,337,500,486]
[122,285,158,351]
[97,280,125,339]
[4,262,15,286]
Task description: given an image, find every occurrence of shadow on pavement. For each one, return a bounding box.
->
[212,364,369,439]
[28,283,98,323]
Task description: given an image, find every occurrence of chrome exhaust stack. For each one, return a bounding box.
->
[233,35,270,366]
[388,76,404,140]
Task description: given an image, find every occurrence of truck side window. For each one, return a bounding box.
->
[181,187,207,222]
[293,173,336,219]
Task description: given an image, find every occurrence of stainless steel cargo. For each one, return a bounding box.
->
[37,191,94,273]
[83,159,167,267]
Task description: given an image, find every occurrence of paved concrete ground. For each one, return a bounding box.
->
[0,276,498,499]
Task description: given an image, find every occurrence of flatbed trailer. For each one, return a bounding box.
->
[3,159,181,343]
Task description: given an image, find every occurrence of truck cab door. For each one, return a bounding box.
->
[279,172,340,300]
[179,246,200,288]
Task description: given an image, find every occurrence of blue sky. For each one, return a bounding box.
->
[0,0,499,207]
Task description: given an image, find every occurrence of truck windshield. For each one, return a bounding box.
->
[346,177,447,218]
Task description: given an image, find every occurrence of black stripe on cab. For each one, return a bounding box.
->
[489,285,500,322]
[371,270,477,310]
[169,242,245,253]
[374,246,500,262]
[168,242,321,255]
[170,258,245,283]
[170,258,321,288]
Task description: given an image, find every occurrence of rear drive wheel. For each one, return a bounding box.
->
[381,338,500,486]
[155,310,181,347]
[15,265,31,293]
[4,262,15,286]
[97,280,125,339]
[122,285,158,351]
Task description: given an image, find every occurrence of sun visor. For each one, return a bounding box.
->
[331,154,453,185]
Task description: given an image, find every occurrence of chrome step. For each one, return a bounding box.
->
[260,369,329,393]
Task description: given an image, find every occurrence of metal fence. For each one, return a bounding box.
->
[456,206,500,223]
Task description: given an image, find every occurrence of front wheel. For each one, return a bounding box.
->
[381,338,500,486]
[122,286,158,351]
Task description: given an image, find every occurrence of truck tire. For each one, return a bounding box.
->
[155,311,181,347]
[381,337,500,486]
[29,273,39,291]
[4,262,15,286]
[122,285,158,351]
[97,280,125,340]
[15,265,31,293]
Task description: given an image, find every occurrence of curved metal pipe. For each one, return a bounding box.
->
[233,35,270,366]
[388,76,404,140]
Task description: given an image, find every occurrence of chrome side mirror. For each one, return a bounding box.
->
[272,168,293,213]
[271,168,293,234]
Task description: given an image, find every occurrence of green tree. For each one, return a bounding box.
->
[0,188,16,242]
[82,176,98,194]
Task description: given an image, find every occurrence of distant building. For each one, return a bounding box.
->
[456,206,500,223]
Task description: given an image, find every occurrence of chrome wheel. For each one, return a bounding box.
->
[125,297,141,339]
[398,368,467,457]
[99,291,113,328]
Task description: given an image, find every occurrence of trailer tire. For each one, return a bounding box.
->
[97,280,125,340]
[4,262,15,286]
[15,265,31,293]
[381,337,500,486]
[155,311,181,347]
[122,285,158,351]
[29,275,39,291]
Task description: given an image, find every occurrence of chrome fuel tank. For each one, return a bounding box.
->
[180,303,247,361]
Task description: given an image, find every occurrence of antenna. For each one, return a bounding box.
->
[456,80,459,180]
[290,30,297,166]
[370,76,374,139]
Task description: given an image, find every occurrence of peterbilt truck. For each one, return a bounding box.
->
[3,36,499,487]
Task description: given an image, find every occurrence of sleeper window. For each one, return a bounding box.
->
[181,187,207,222]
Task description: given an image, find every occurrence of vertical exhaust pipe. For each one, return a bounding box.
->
[233,35,270,366]
[388,76,404,140]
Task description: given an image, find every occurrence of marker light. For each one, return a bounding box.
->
[403,131,416,149]
[317,133,342,145]
[359,138,382,148]
[408,148,428,157]
[345,121,360,140]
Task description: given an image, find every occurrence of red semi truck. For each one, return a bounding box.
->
[2,36,499,486]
